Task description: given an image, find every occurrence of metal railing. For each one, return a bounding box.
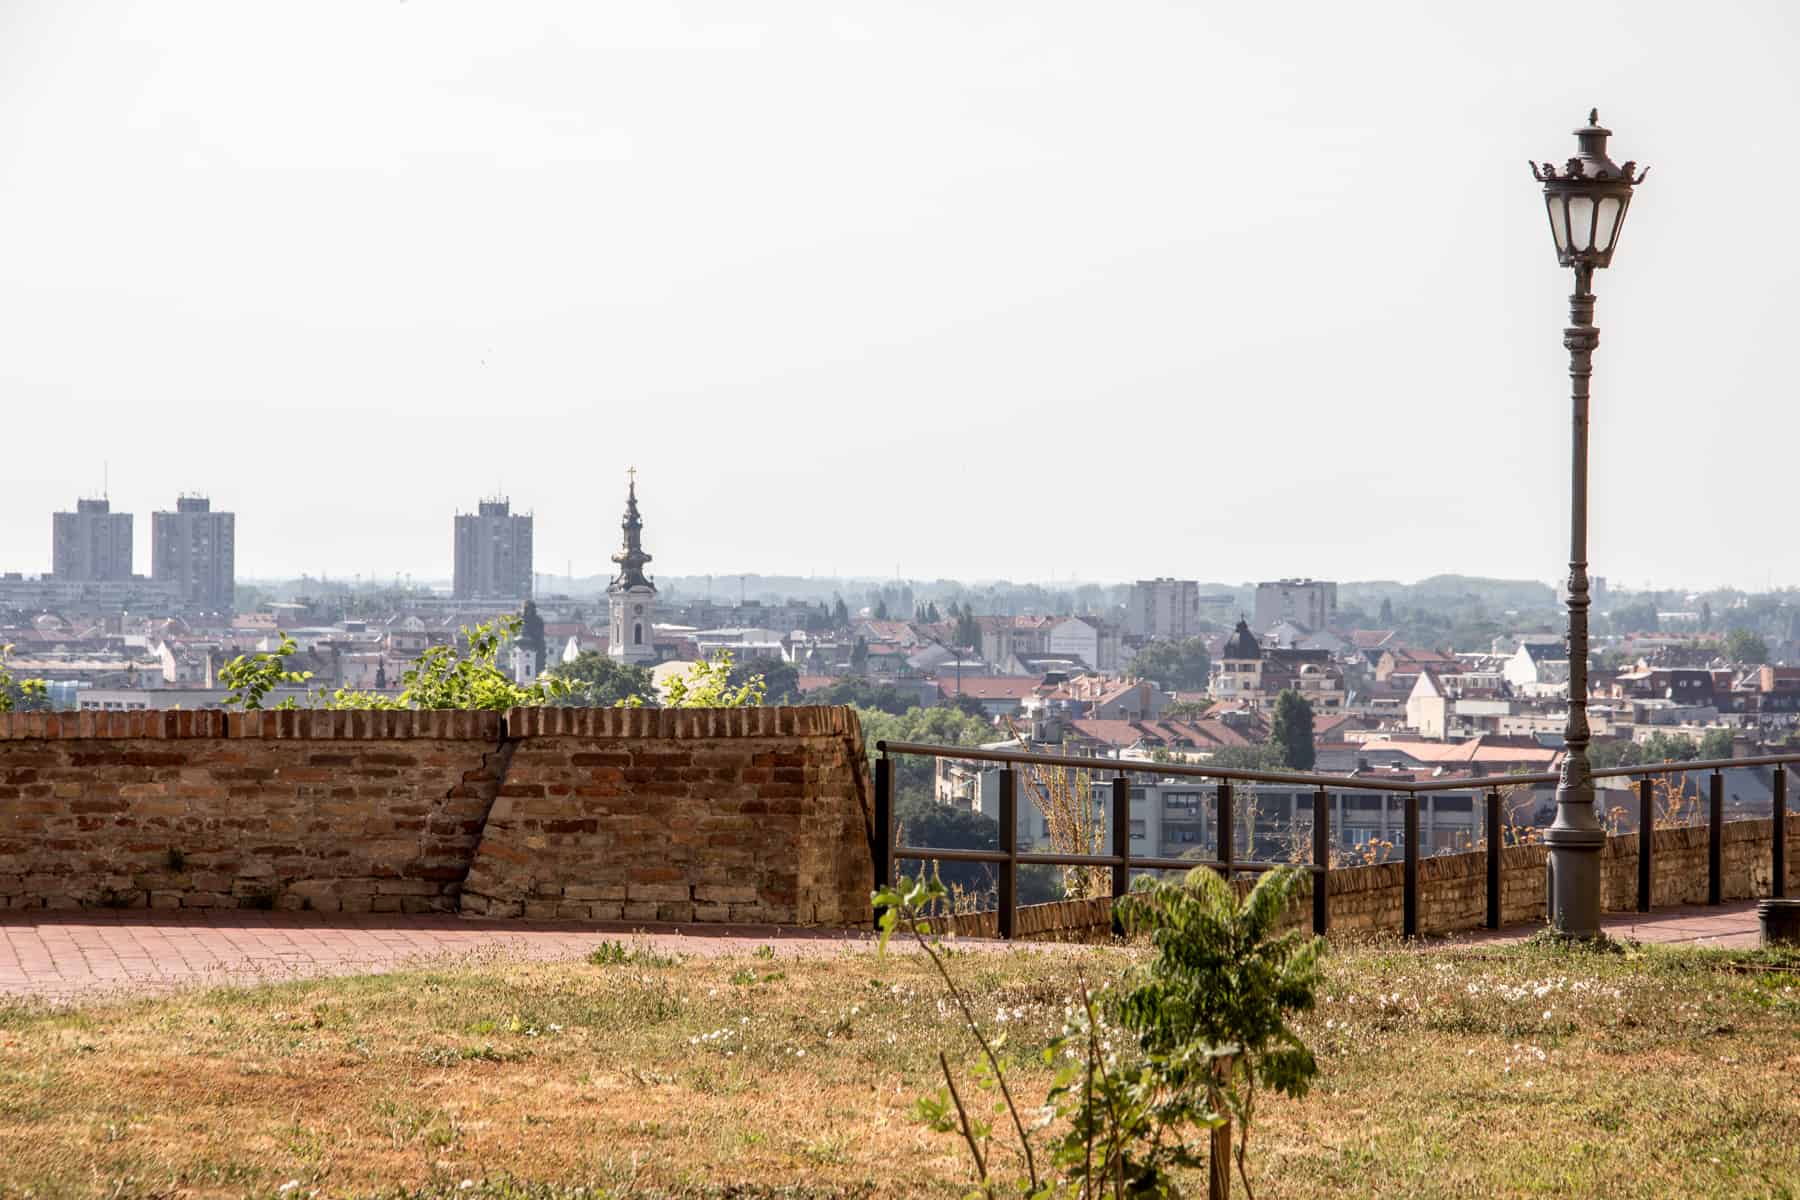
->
[872,740,1795,939]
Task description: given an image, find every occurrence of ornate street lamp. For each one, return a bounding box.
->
[1529,111,1647,937]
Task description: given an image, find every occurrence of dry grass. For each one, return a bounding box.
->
[1,935,1797,1199]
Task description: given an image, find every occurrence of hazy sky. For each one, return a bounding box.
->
[3,2,1797,590]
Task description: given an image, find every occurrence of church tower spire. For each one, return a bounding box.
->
[607,469,658,665]
[610,469,654,589]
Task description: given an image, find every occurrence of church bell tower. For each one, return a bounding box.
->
[607,470,658,665]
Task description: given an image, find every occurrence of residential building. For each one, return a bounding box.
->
[978,615,1057,672]
[452,498,533,601]
[1354,734,1562,779]
[0,574,184,615]
[1374,646,1463,686]
[1034,676,1169,722]
[1502,642,1570,695]
[1046,616,1119,672]
[1211,619,1345,711]
[1405,669,1517,739]
[607,476,658,665]
[1607,666,1722,708]
[933,676,1040,720]
[151,496,235,611]
[1252,578,1337,634]
[1124,579,1201,640]
[52,499,133,582]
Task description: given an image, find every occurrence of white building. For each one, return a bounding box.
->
[1049,617,1121,671]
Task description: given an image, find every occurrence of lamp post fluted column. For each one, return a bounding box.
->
[1543,263,1604,936]
[1529,111,1647,939]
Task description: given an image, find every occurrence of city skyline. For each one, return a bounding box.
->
[3,485,1800,597]
[5,3,1800,588]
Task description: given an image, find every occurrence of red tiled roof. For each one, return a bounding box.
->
[1357,736,1560,766]
[935,676,1041,701]
[1068,719,1144,748]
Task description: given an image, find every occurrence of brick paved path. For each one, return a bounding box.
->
[1436,900,1763,950]
[0,901,1768,1003]
[0,911,914,1003]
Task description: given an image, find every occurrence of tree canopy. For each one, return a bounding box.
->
[730,656,801,705]
[811,677,913,715]
[1725,629,1769,665]
[544,651,654,708]
[1126,638,1212,692]
[1268,689,1316,770]
[1204,743,1286,773]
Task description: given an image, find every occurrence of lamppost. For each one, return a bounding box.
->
[1529,111,1648,937]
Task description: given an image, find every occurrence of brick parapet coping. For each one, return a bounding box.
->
[0,706,860,742]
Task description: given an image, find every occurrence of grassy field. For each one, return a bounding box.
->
[1,934,1798,1199]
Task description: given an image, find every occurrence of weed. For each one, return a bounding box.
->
[587,941,681,969]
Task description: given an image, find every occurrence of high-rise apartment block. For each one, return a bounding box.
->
[1124,578,1201,641]
[52,498,133,581]
[151,496,236,611]
[453,498,533,601]
[1252,578,1337,634]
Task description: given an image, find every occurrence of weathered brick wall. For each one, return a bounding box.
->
[0,706,874,926]
[936,814,1800,942]
[0,711,507,913]
[460,707,872,925]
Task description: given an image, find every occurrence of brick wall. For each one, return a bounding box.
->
[0,707,873,925]
[460,707,872,925]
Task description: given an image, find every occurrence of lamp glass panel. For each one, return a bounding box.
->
[1596,196,1624,253]
[1567,196,1596,252]
[1547,195,1570,254]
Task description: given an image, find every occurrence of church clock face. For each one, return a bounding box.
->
[633,604,644,615]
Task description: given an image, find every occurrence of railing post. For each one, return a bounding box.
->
[1312,786,1330,936]
[874,751,893,888]
[1111,774,1131,938]
[1637,776,1653,913]
[1774,765,1787,900]
[998,767,1017,939]
[1112,774,1131,898]
[1485,789,1501,930]
[1709,769,1724,906]
[1216,780,1234,881]
[1403,791,1419,938]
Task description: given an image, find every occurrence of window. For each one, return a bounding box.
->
[1130,820,1147,838]
[633,622,643,645]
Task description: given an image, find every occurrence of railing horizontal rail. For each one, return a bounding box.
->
[882,739,1800,790]
[894,843,1321,874]
[1592,753,1800,779]
[876,737,1558,792]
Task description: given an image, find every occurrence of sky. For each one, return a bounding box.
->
[2,1,1798,592]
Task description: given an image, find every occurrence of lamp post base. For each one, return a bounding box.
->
[1544,822,1606,938]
